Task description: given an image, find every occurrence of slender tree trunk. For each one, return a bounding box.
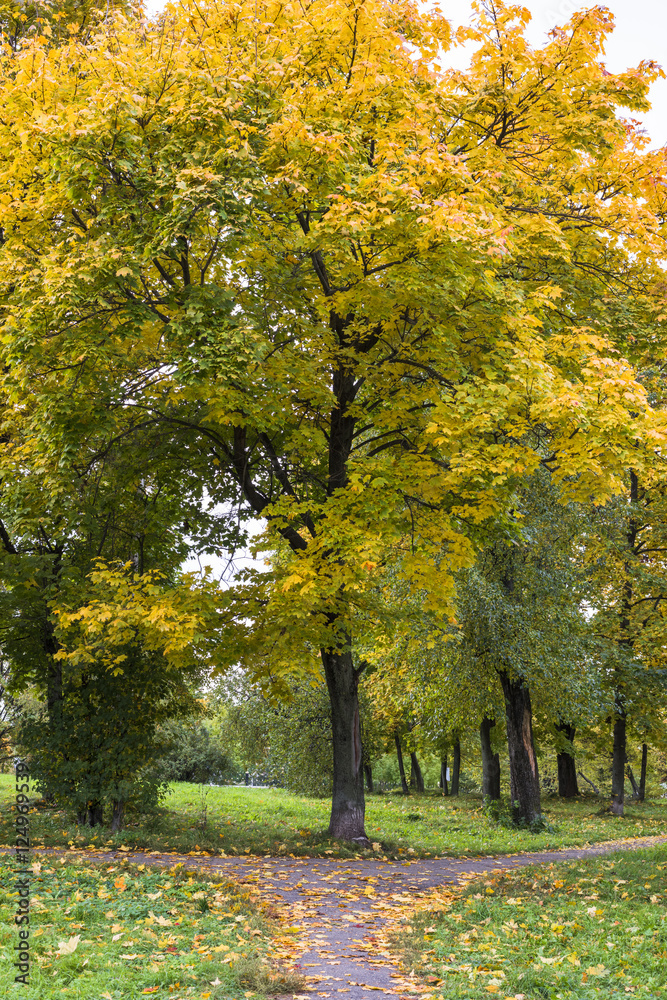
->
[610,711,627,816]
[440,756,449,796]
[111,799,125,832]
[410,752,424,793]
[610,707,626,816]
[364,763,374,794]
[77,801,103,827]
[451,738,461,796]
[499,672,541,823]
[639,743,648,801]
[394,732,409,795]
[556,722,579,797]
[322,647,368,842]
[480,716,500,800]
[627,765,640,800]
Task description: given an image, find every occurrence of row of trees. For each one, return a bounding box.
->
[1,0,667,839]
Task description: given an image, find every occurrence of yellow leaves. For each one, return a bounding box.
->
[56,934,80,956]
[585,963,609,978]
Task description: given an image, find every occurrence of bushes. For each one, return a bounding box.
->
[15,649,200,829]
[156,719,238,784]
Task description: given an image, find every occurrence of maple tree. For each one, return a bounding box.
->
[1,0,667,840]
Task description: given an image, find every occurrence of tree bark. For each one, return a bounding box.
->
[451,738,461,796]
[394,732,410,795]
[627,764,640,800]
[610,708,626,816]
[556,722,579,797]
[322,647,368,842]
[499,671,541,823]
[639,743,648,802]
[77,801,103,826]
[409,751,424,792]
[364,763,374,794]
[111,799,125,832]
[440,756,449,796]
[480,716,500,800]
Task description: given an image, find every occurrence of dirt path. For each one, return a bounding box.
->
[3,836,666,999]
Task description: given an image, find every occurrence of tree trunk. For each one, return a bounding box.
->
[610,709,626,816]
[556,722,579,797]
[364,763,374,794]
[111,799,125,832]
[77,800,103,826]
[322,647,368,842]
[450,738,461,796]
[499,672,541,824]
[639,743,648,802]
[627,765,640,800]
[394,732,410,795]
[440,756,449,796]
[409,752,424,793]
[480,716,500,800]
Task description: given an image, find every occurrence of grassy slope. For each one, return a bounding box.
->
[1,775,667,859]
[397,843,667,998]
[0,856,301,1000]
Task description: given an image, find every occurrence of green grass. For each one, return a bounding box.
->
[397,844,667,998]
[1,774,667,859]
[0,854,301,1000]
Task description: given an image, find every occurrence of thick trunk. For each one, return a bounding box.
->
[480,716,500,800]
[639,743,648,801]
[409,752,424,793]
[556,722,579,797]
[440,756,449,796]
[111,799,125,833]
[450,738,461,796]
[499,672,541,824]
[322,647,367,842]
[394,732,410,795]
[364,763,374,794]
[610,709,626,816]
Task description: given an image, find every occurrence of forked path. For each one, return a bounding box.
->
[4,836,667,999]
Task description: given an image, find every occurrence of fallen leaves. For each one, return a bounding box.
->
[56,935,80,956]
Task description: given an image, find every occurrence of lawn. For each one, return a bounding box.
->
[0,854,301,1000]
[1,774,666,859]
[395,843,667,998]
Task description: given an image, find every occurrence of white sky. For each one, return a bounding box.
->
[170,0,666,579]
